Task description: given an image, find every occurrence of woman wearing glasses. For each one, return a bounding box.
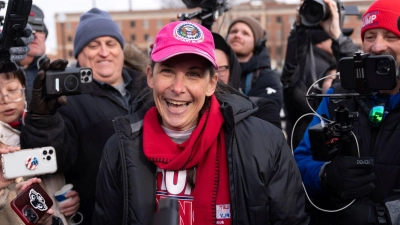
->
[0,69,80,225]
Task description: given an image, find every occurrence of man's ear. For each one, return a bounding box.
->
[146,65,154,88]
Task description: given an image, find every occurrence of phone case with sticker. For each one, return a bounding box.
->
[11,183,54,225]
[1,147,57,179]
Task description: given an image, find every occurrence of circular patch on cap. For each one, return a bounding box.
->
[174,22,204,43]
[26,156,39,170]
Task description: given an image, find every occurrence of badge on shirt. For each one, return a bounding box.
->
[216,204,231,219]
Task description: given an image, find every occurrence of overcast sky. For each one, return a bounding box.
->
[1,0,299,53]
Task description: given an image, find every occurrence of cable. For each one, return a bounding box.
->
[291,112,360,213]
[305,72,340,124]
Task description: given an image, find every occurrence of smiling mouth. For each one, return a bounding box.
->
[165,99,190,108]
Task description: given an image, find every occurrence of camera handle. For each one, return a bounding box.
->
[332,105,359,158]
[178,1,230,31]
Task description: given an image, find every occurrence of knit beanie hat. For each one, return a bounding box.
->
[74,8,124,58]
[361,0,400,40]
[228,17,265,50]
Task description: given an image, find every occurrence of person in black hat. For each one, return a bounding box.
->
[18,4,48,103]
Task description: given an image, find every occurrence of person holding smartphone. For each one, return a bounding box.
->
[19,8,148,225]
[294,0,400,224]
[15,177,61,225]
[0,69,80,225]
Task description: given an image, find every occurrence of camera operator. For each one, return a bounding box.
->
[19,8,147,225]
[294,0,400,224]
[281,0,358,149]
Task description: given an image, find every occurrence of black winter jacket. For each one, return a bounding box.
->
[20,68,145,225]
[93,88,309,225]
[240,47,283,109]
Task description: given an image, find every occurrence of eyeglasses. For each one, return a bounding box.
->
[216,65,229,76]
[0,88,25,104]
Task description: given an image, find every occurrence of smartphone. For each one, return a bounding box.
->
[45,68,93,97]
[11,182,53,225]
[1,147,57,179]
[0,0,32,72]
[339,55,397,91]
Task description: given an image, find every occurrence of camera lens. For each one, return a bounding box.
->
[43,150,47,155]
[300,0,329,27]
[376,59,391,75]
[64,75,79,91]
[81,71,86,76]
[49,149,53,154]
[47,155,51,160]
[24,208,38,223]
[84,77,89,82]
[87,70,92,76]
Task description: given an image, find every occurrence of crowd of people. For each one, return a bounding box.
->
[0,0,399,224]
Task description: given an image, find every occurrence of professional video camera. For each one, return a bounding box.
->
[0,0,32,72]
[307,52,398,162]
[299,0,359,30]
[179,0,229,30]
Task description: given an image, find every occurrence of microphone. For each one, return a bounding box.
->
[152,198,178,225]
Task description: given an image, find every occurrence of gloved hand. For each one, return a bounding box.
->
[29,57,69,120]
[321,156,375,200]
[9,24,34,63]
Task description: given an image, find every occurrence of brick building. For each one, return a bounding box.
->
[52,0,374,69]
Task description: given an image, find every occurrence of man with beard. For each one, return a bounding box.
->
[294,0,400,224]
[226,17,283,109]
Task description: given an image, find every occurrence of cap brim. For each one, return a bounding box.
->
[29,23,45,31]
[152,45,218,69]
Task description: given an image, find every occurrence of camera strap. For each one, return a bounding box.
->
[309,39,323,92]
[244,69,261,95]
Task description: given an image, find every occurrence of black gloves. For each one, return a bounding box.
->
[29,57,69,120]
[9,24,34,63]
[321,156,375,199]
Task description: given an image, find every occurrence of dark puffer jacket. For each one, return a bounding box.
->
[240,47,283,109]
[93,87,309,225]
[20,68,145,225]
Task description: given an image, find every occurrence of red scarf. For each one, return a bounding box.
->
[143,95,231,224]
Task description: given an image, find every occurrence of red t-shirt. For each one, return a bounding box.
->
[156,168,231,225]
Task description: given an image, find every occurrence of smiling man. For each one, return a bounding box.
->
[20,8,147,225]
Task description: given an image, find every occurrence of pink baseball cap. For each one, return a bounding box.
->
[151,21,218,69]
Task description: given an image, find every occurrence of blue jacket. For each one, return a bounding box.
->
[294,87,400,198]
